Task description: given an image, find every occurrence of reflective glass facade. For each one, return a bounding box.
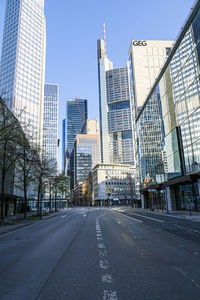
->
[42,83,58,165]
[0,0,46,140]
[74,134,100,186]
[66,99,88,155]
[136,2,200,211]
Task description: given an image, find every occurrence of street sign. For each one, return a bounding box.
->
[106,188,110,192]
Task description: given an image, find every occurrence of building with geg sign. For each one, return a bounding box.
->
[136,1,200,212]
[128,39,174,199]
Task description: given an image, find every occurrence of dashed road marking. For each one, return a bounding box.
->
[102,274,113,283]
[61,215,67,218]
[100,259,110,270]
[103,290,117,300]
[96,217,117,300]
[98,243,105,249]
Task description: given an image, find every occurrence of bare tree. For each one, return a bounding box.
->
[0,98,22,222]
[53,173,69,211]
[34,148,54,217]
[15,130,37,218]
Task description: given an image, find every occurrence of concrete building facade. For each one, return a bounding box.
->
[92,164,136,206]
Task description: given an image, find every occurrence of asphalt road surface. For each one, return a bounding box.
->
[0,207,200,300]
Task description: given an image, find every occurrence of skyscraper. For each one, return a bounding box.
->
[66,98,87,186]
[0,0,46,142]
[74,134,100,185]
[62,119,66,172]
[128,40,174,198]
[97,38,134,165]
[42,84,59,165]
[128,40,174,118]
[66,99,88,156]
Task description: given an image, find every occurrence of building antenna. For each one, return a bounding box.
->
[103,23,107,56]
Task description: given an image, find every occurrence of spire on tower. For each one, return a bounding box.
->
[103,23,107,56]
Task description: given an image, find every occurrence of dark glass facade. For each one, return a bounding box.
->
[136,2,200,211]
[66,99,88,155]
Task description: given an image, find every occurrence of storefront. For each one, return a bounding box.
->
[175,183,200,212]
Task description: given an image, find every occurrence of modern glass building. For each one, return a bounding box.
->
[66,98,88,188]
[128,40,174,198]
[74,134,100,185]
[97,38,134,165]
[66,99,88,155]
[42,84,59,165]
[0,0,46,142]
[136,1,200,212]
[62,119,66,172]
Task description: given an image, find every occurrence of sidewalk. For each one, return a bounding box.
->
[129,207,200,222]
[0,209,66,236]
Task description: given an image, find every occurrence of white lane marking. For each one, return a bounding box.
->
[117,221,121,224]
[174,266,200,289]
[103,290,117,300]
[97,233,102,237]
[130,212,164,223]
[83,214,87,217]
[102,274,113,283]
[100,259,110,270]
[114,211,143,223]
[98,243,105,249]
[174,223,200,234]
[99,249,107,257]
[97,237,103,240]
[61,215,67,218]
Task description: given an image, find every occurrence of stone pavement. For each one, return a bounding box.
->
[0,210,66,236]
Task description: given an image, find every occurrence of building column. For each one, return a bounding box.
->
[166,186,176,211]
[141,194,145,209]
[197,179,200,198]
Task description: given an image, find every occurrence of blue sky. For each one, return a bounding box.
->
[0,0,195,169]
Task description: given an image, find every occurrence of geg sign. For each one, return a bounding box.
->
[133,40,147,46]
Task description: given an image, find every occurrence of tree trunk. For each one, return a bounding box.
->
[55,190,57,211]
[49,186,52,213]
[24,183,27,218]
[0,166,6,222]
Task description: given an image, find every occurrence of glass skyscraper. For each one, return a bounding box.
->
[97,38,134,165]
[62,119,66,172]
[66,99,88,156]
[136,1,200,212]
[66,98,88,188]
[74,134,100,185]
[42,83,59,165]
[0,0,46,142]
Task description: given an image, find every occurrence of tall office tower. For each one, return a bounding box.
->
[128,40,175,198]
[42,84,59,165]
[74,134,100,185]
[66,99,88,156]
[66,99,87,186]
[128,40,174,118]
[62,119,66,172]
[0,0,46,142]
[97,38,134,165]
